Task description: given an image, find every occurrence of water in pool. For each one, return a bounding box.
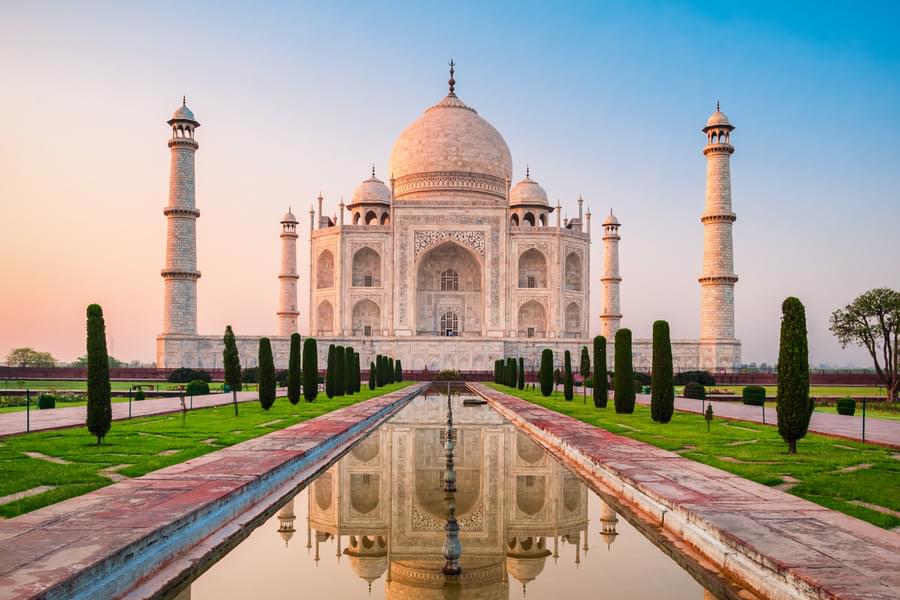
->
[174,387,715,599]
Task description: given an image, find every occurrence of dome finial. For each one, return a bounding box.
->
[448,59,456,96]
[182,95,186,107]
[716,99,720,112]
[371,163,376,178]
[526,164,530,178]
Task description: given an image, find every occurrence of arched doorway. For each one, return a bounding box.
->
[415,241,482,336]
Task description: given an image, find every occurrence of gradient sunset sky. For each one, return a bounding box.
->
[1,1,898,365]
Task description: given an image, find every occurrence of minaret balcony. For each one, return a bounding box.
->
[697,274,738,285]
[160,269,201,280]
[700,212,736,224]
[163,207,201,218]
[702,143,734,156]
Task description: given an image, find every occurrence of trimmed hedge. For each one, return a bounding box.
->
[134,388,145,401]
[168,367,211,384]
[742,385,766,406]
[539,349,553,397]
[836,397,856,416]
[37,393,56,409]
[186,379,210,396]
[674,370,715,386]
[650,320,674,423]
[683,382,706,400]
[302,337,318,402]
[613,328,635,413]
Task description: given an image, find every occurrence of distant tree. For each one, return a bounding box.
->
[563,351,574,400]
[325,344,336,398]
[614,328,635,413]
[369,361,376,390]
[335,346,346,396]
[518,357,525,390]
[286,333,301,404]
[829,288,900,403]
[777,297,812,453]
[85,304,112,444]
[72,353,124,368]
[223,325,242,392]
[650,320,674,423]
[302,337,318,402]
[593,336,608,408]
[539,349,554,397]
[258,338,276,410]
[395,359,403,383]
[6,347,56,367]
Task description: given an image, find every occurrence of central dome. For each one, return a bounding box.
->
[389,92,512,200]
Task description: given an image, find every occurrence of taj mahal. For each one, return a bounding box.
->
[157,65,741,372]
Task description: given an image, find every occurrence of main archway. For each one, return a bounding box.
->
[415,241,483,336]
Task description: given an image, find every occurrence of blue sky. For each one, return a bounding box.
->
[0,1,898,365]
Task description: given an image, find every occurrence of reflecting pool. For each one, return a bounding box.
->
[173,387,715,599]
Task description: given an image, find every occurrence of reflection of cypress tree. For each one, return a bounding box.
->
[325,344,336,398]
[222,325,242,392]
[563,350,574,400]
[614,329,635,413]
[86,304,112,445]
[335,346,346,396]
[539,349,553,397]
[369,361,376,390]
[287,333,302,405]
[650,321,674,423]
[592,336,608,408]
[518,357,525,390]
[258,338,276,410]
[777,297,812,454]
[302,338,318,402]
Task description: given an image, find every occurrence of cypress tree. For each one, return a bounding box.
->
[369,361,376,390]
[518,357,525,390]
[563,350,574,400]
[325,344,336,398]
[388,357,395,384]
[223,325,242,392]
[593,336,608,408]
[335,346,346,396]
[614,328,635,413]
[302,337,318,402]
[539,349,553,397]
[509,357,518,389]
[580,346,591,384]
[287,333,302,405]
[86,303,112,444]
[395,359,403,382]
[258,337,276,410]
[375,355,384,386]
[344,348,355,395]
[776,297,812,453]
[650,320,674,423]
[494,360,500,383]
[355,352,362,392]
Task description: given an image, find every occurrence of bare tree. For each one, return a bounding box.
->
[830,288,899,403]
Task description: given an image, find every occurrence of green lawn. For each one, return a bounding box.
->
[0,382,411,518]
[488,384,900,530]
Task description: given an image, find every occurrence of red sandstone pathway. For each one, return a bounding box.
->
[0,383,425,599]
[0,390,265,438]
[634,393,900,448]
[473,384,900,600]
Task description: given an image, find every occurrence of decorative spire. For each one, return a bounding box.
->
[182,95,186,107]
[448,59,456,96]
[371,164,376,178]
[716,99,720,112]
[526,165,530,179]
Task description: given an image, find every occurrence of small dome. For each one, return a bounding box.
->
[509,173,548,207]
[172,105,196,122]
[281,209,298,223]
[706,108,731,128]
[603,210,619,226]
[350,173,391,206]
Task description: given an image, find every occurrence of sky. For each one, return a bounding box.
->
[1,1,898,366]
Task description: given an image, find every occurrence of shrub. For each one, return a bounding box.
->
[275,369,289,388]
[633,372,651,386]
[302,338,318,402]
[742,385,766,406]
[683,382,706,400]
[614,329,635,413]
[86,304,112,444]
[37,393,56,409]
[287,333,302,405]
[563,350,574,401]
[167,367,211,384]
[539,349,553,397]
[651,320,674,423]
[223,325,242,392]
[186,379,210,396]
[836,397,856,416]
[436,369,462,380]
[258,337,276,410]
[674,370,715,386]
[776,296,812,454]
[593,336,607,408]
[241,367,259,383]
[134,388,145,401]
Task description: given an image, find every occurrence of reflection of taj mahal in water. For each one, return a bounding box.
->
[158,64,741,372]
[274,394,618,598]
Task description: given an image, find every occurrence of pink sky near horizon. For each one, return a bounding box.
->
[1,3,897,367]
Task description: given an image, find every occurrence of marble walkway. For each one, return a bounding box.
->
[0,390,264,438]
[634,393,900,448]
[0,383,425,599]
[473,383,900,600]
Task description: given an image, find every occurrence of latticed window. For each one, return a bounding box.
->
[364,274,373,287]
[440,311,459,336]
[440,269,459,291]
[364,325,372,337]
[527,327,535,338]
[527,276,536,289]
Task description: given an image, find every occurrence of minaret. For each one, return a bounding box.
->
[277,498,296,547]
[278,208,299,335]
[162,98,201,336]
[699,104,738,347]
[599,210,622,339]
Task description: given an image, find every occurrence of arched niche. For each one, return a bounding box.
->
[316,249,335,289]
[352,298,381,336]
[564,252,583,291]
[518,248,547,288]
[352,246,381,287]
[317,299,334,333]
[518,300,547,338]
[349,473,380,515]
[564,301,581,336]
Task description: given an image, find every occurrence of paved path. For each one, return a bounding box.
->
[0,383,425,599]
[634,393,900,448]
[474,384,900,600]
[0,390,265,438]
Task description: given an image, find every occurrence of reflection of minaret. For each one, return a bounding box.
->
[599,498,619,549]
[277,497,296,547]
[344,535,388,595]
[507,536,551,597]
